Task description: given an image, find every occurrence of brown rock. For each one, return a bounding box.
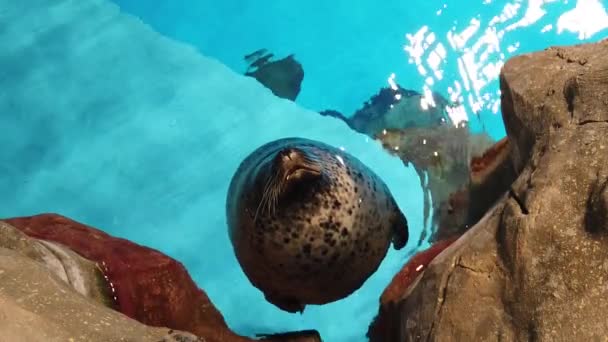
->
[501,39,608,173]
[3,214,325,342]
[367,38,608,341]
[3,214,249,342]
[433,137,516,242]
[367,238,458,342]
[466,136,517,229]
[0,221,200,342]
[432,186,470,241]
[431,138,517,241]
[0,221,113,307]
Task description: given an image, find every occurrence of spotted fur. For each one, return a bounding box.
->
[226,137,409,313]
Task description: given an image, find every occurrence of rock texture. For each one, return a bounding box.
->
[0,221,112,307]
[433,137,517,242]
[367,238,458,342]
[0,221,200,342]
[368,38,608,341]
[3,214,323,341]
[4,214,247,342]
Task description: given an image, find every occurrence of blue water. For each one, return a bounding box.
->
[1,0,606,341]
[112,0,607,140]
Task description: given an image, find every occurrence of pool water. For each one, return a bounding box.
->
[106,1,606,339]
[113,0,607,141]
[1,0,606,341]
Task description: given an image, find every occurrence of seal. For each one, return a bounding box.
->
[226,137,409,313]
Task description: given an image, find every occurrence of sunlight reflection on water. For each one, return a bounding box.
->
[402,0,607,134]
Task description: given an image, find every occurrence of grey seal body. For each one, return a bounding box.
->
[226,137,408,313]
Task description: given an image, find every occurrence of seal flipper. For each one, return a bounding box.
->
[391,211,409,250]
[264,292,306,314]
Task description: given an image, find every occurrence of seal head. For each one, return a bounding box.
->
[226,138,408,313]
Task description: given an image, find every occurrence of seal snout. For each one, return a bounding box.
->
[275,148,321,181]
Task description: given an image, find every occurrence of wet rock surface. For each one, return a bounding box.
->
[433,137,517,242]
[0,221,112,307]
[368,38,608,341]
[0,221,198,342]
[367,238,458,342]
[2,214,322,341]
[4,213,246,342]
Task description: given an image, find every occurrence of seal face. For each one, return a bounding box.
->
[226,137,409,313]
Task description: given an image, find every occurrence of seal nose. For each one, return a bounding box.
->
[276,148,304,177]
[278,148,300,165]
[275,148,321,181]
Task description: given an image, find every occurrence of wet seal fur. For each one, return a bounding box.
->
[226,137,409,313]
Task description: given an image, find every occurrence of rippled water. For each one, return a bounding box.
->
[115,0,607,140]
[405,0,608,138]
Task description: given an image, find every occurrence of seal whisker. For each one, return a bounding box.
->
[301,154,323,171]
[264,178,278,216]
[264,173,283,219]
[268,177,283,217]
[254,176,275,223]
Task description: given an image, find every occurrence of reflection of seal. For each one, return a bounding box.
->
[244,49,304,101]
[226,137,409,313]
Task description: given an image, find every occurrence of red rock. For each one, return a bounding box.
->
[469,136,510,185]
[433,186,470,241]
[432,137,514,241]
[368,238,457,342]
[380,238,457,305]
[4,213,250,342]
